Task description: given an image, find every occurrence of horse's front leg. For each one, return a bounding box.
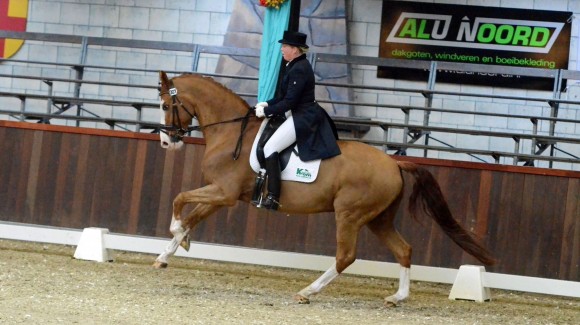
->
[153,184,234,268]
[153,216,191,268]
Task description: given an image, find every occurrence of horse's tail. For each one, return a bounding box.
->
[397,161,497,266]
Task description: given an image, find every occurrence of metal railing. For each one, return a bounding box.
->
[0,31,578,169]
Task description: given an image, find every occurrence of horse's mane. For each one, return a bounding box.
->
[174,73,250,108]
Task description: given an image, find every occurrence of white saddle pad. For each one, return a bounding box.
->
[249,118,320,183]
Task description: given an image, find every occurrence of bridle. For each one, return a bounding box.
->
[159,79,254,160]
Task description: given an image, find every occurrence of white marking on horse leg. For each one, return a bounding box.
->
[155,217,188,265]
[169,216,184,235]
[385,266,410,306]
[296,263,339,300]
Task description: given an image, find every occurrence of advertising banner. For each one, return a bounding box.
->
[378,1,572,90]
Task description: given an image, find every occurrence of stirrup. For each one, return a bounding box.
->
[251,194,264,208]
[261,194,280,211]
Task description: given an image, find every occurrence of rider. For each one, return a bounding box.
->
[253,30,341,210]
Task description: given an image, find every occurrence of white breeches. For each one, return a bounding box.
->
[263,115,296,158]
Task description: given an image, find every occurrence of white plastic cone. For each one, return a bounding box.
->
[73,227,114,262]
[449,265,491,302]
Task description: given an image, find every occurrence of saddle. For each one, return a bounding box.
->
[249,117,321,183]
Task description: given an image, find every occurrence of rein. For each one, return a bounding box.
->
[159,81,254,160]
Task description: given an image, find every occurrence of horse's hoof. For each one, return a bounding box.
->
[293,294,310,304]
[152,261,168,269]
[383,296,399,308]
[180,235,190,251]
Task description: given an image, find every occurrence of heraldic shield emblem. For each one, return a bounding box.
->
[0,0,28,59]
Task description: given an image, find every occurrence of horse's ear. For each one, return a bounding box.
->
[159,71,169,92]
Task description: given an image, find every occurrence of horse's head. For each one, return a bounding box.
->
[158,71,196,150]
[158,71,256,152]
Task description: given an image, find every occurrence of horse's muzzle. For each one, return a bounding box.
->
[160,129,184,150]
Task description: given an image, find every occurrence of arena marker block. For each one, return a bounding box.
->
[448,265,491,302]
[73,227,114,262]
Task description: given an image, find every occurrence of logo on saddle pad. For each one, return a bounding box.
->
[296,168,312,179]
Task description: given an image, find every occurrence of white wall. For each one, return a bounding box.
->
[1,0,578,169]
[1,0,235,129]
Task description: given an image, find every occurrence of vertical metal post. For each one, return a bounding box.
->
[530,118,538,155]
[191,44,200,72]
[74,37,88,127]
[402,108,410,148]
[423,61,437,157]
[134,105,142,132]
[19,96,25,121]
[44,80,53,114]
[381,125,389,153]
[43,80,53,124]
[343,1,355,118]
[547,69,562,168]
[512,136,520,165]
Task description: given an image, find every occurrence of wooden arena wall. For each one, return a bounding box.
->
[1,121,578,281]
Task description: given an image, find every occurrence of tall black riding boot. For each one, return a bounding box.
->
[262,152,281,210]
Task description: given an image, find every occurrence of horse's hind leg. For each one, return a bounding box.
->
[294,214,361,304]
[366,200,412,307]
[294,262,340,304]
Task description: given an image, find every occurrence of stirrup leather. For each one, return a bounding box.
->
[251,170,266,207]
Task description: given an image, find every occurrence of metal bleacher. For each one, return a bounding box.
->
[0,31,579,169]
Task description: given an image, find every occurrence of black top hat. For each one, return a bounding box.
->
[278,31,309,48]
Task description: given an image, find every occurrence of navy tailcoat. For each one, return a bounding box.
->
[264,54,341,161]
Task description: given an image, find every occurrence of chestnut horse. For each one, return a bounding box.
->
[154,71,495,307]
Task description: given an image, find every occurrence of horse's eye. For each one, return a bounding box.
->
[162,104,169,111]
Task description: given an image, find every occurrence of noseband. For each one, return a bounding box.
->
[159,79,254,160]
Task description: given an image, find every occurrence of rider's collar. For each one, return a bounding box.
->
[286,54,307,67]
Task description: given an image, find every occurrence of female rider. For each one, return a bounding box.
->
[253,31,341,210]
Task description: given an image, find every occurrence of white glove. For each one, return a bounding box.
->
[256,101,268,108]
[255,105,265,118]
